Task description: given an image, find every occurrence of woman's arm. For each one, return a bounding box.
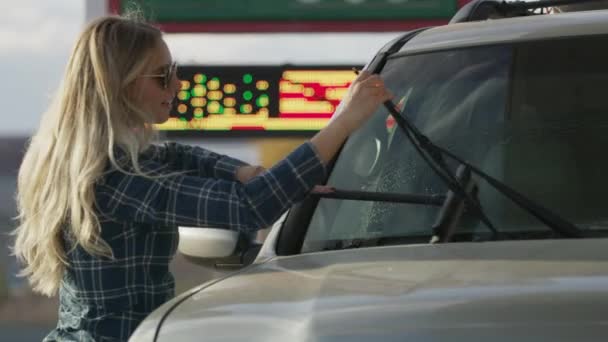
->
[145,71,389,183]
[145,143,249,181]
[96,71,391,231]
[96,142,325,232]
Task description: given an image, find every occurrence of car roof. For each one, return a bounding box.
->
[399,9,608,55]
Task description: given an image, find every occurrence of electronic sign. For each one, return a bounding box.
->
[156,65,361,134]
[110,0,474,32]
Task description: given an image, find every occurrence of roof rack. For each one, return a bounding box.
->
[450,0,608,23]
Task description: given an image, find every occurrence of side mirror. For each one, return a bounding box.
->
[178,227,261,270]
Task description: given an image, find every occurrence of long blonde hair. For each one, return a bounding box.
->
[12,15,163,296]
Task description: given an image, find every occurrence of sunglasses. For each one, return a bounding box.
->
[140,62,177,89]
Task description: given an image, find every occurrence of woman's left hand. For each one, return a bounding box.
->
[236,165,266,183]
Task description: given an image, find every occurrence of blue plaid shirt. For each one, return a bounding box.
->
[44,141,326,342]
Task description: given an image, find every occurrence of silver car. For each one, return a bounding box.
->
[131,1,608,341]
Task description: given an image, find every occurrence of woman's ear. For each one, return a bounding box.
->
[126,78,143,103]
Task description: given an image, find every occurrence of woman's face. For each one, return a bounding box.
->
[132,39,181,124]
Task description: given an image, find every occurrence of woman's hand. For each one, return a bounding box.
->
[330,70,393,134]
[309,70,393,164]
[236,165,266,183]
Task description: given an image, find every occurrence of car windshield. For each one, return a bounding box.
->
[302,35,608,252]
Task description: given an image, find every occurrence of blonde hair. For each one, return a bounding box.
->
[12,15,163,296]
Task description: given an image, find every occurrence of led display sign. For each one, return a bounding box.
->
[156,65,361,134]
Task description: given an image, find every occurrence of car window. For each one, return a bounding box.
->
[498,36,608,232]
[302,35,608,253]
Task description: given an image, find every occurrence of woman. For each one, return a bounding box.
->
[12,15,391,341]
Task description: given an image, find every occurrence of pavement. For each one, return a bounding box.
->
[0,323,54,342]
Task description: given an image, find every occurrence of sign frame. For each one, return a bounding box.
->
[109,0,474,33]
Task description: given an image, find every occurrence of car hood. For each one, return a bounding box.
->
[157,238,608,341]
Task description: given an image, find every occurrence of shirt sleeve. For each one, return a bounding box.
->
[96,142,327,233]
[143,142,248,181]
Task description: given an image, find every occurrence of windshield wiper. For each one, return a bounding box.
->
[310,188,446,206]
[430,164,481,243]
[380,99,500,240]
[382,98,583,239]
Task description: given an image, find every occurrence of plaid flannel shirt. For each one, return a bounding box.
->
[44,141,326,342]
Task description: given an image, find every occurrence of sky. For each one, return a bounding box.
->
[0,0,83,136]
[0,0,401,136]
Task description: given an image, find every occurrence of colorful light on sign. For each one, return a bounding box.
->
[156,65,361,133]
